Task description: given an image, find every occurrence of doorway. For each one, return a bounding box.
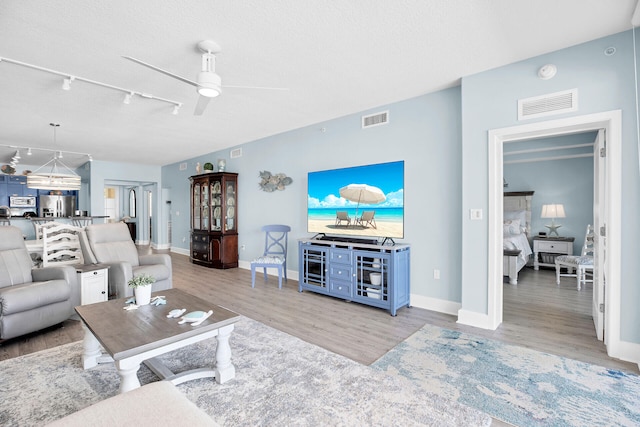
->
[487,110,622,358]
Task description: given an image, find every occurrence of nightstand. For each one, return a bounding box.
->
[532,236,575,270]
[76,264,110,305]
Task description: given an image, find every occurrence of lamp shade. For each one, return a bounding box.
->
[541,204,566,219]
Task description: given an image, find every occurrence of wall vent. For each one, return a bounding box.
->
[230,148,242,158]
[179,162,187,171]
[362,110,389,129]
[518,89,578,120]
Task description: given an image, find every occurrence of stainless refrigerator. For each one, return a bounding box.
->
[39,195,76,218]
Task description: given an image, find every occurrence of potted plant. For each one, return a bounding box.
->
[203,162,214,173]
[128,273,155,306]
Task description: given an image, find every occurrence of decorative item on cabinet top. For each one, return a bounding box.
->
[259,170,293,192]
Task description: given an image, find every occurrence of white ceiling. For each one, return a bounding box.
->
[0,0,637,170]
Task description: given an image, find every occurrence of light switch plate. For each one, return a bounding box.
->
[470,209,483,220]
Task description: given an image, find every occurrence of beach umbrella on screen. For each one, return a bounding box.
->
[339,184,385,218]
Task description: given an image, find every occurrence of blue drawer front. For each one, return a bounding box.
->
[330,249,351,264]
[330,265,352,280]
[329,280,351,297]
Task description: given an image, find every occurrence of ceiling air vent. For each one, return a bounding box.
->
[518,89,577,120]
[362,111,389,129]
[230,148,242,158]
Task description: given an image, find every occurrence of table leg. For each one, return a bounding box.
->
[82,324,102,369]
[215,324,235,384]
[116,359,141,393]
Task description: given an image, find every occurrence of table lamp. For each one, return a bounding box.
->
[541,204,566,237]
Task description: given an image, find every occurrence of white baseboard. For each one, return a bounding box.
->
[410,294,461,316]
[611,339,640,368]
[171,247,190,256]
[151,242,171,250]
[457,309,493,330]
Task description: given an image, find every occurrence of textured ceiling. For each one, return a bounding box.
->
[0,0,637,169]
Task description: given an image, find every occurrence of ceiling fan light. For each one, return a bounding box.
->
[197,71,221,98]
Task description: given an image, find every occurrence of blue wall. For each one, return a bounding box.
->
[163,87,464,304]
[461,30,639,343]
[504,132,595,252]
[160,30,640,348]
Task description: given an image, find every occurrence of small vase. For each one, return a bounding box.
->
[134,285,152,306]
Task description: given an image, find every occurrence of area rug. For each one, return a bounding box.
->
[372,324,640,426]
[0,317,491,426]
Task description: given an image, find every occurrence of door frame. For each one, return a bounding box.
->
[487,110,621,356]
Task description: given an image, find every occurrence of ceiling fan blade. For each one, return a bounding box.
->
[123,56,199,87]
[194,95,211,115]
[222,84,289,91]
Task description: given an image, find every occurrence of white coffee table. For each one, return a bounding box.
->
[76,288,241,394]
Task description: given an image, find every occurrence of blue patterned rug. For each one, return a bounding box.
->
[372,324,640,426]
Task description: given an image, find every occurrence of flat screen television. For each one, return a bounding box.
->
[307,160,404,241]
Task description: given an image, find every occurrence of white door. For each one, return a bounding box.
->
[592,129,606,341]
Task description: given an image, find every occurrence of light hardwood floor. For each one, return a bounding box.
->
[1,251,637,375]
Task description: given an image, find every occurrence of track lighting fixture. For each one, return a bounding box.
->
[123,92,133,104]
[0,56,181,112]
[62,76,74,91]
[27,148,32,156]
[172,104,180,115]
[57,150,63,159]
[88,154,93,162]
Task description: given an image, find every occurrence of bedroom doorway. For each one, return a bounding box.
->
[487,110,621,358]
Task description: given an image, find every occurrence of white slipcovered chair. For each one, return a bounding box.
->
[554,225,594,290]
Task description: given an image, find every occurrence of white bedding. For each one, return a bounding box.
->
[503,233,532,271]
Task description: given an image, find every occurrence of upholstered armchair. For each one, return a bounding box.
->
[82,223,172,299]
[0,226,78,340]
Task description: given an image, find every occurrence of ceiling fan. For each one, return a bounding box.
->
[123,40,287,115]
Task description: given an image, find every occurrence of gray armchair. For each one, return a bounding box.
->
[83,222,172,299]
[0,226,78,340]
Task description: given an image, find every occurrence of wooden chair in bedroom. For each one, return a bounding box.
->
[554,224,594,290]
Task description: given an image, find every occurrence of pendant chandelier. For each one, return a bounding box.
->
[26,123,82,191]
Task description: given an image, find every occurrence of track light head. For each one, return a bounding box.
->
[172,104,180,115]
[62,77,74,91]
[27,148,32,156]
[88,154,93,162]
[123,92,133,104]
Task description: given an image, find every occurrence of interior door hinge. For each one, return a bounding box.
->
[599,147,606,157]
[600,225,606,237]
[599,303,605,313]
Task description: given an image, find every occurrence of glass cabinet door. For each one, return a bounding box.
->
[193,184,200,229]
[201,182,210,231]
[224,178,236,232]
[210,180,222,231]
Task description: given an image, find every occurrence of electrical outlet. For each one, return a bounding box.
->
[469,209,482,220]
[433,269,440,280]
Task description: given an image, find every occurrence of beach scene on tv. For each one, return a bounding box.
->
[307,161,404,239]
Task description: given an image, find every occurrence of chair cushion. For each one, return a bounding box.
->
[0,279,70,315]
[252,256,284,265]
[0,248,34,288]
[556,255,594,266]
[86,223,139,266]
[133,264,171,282]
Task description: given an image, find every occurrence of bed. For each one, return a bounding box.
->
[503,191,534,284]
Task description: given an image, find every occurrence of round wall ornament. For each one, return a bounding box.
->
[259,170,293,192]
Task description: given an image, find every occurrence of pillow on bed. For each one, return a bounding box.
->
[504,210,527,234]
[503,219,522,235]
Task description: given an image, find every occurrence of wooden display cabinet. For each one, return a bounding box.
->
[189,172,238,268]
